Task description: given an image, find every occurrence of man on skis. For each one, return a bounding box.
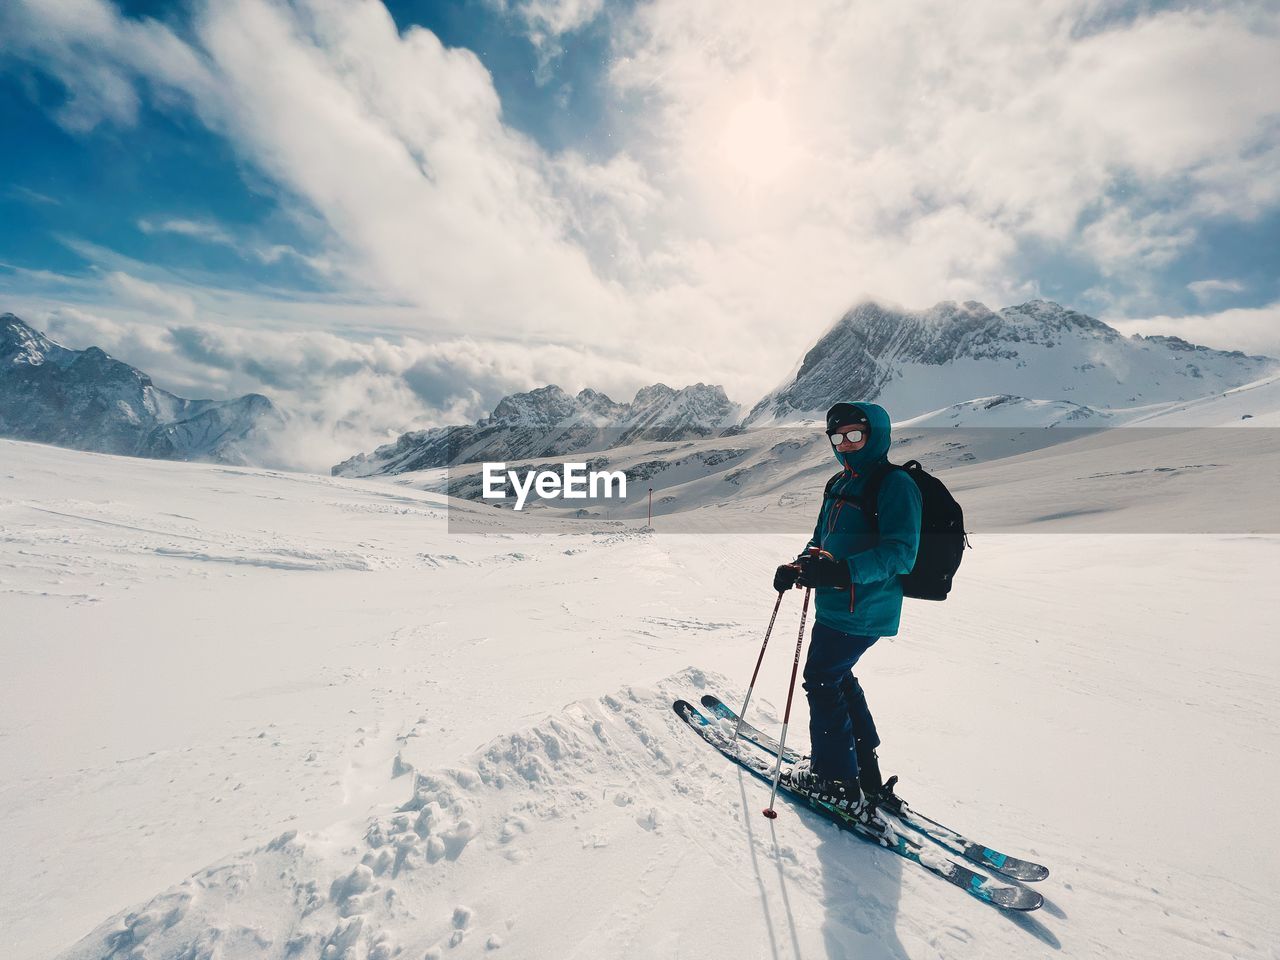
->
[773,401,922,823]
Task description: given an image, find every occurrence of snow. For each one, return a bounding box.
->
[2,435,1279,959]
[1119,372,1280,427]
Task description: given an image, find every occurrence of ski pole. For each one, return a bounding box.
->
[763,580,811,819]
[734,589,786,744]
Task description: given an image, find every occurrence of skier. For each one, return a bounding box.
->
[773,401,922,822]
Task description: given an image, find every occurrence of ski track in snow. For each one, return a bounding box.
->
[1,439,1278,959]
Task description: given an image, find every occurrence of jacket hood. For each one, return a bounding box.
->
[828,400,892,472]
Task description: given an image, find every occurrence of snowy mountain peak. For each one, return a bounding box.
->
[746,298,1276,425]
[0,313,283,464]
[998,299,1120,338]
[490,384,579,427]
[631,381,677,405]
[332,380,739,477]
[2,313,77,368]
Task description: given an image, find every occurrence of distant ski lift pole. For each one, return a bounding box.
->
[648,487,653,527]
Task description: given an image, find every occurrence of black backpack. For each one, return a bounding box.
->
[822,460,968,601]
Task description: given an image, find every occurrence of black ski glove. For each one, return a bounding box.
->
[773,563,800,592]
[795,554,852,589]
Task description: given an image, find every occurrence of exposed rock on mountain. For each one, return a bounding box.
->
[333,382,737,477]
[744,299,1277,424]
[1,313,283,464]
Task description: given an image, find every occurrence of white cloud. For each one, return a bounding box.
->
[606,1,1280,316]
[1111,302,1280,359]
[1080,207,1197,274]
[137,216,336,274]
[488,0,604,44]
[1188,278,1246,301]
[192,0,625,338]
[488,0,605,82]
[5,0,626,341]
[4,0,1280,455]
[104,271,196,320]
[6,185,61,206]
[0,0,217,131]
[26,304,679,471]
[515,0,604,39]
[138,218,237,247]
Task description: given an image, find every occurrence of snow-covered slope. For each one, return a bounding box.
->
[1117,371,1280,427]
[745,299,1278,425]
[0,313,284,464]
[4,438,1278,959]
[896,395,1114,429]
[333,382,739,477]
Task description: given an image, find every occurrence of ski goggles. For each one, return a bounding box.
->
[827,427,866,446]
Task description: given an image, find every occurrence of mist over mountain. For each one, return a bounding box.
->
[6,297,1276,478]
[745,299,1276,425]
[0,314,283,465]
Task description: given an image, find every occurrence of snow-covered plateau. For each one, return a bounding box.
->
[2,420,1278,958]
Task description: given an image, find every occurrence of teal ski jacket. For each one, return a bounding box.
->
[805,401,922,637]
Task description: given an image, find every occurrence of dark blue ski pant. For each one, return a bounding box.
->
[803,621,880,784]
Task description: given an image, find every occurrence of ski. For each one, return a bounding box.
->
[674,700,1043,912]
[700,693,803,763]
[877,782,1050,883]
[698,693,1049,883]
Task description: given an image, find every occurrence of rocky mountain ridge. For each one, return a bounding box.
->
[1,313,283,464]
[333,381,738,477]
[334,297,1277,478]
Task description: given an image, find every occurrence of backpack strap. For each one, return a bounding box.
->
[858,460,912,529]
[822,470,866,510]
[822,462,902,522]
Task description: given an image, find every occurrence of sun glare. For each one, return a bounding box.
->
[718,96,797,186]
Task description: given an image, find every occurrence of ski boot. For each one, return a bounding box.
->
[786,760,879,828]
[855,742,884,804]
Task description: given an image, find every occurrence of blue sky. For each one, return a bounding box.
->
[1,0,1278,459]
[0,0,619,294]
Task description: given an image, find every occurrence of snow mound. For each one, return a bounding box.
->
[60,658,1277,959]
[72,668,1069,960]
[58,670,729,960]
